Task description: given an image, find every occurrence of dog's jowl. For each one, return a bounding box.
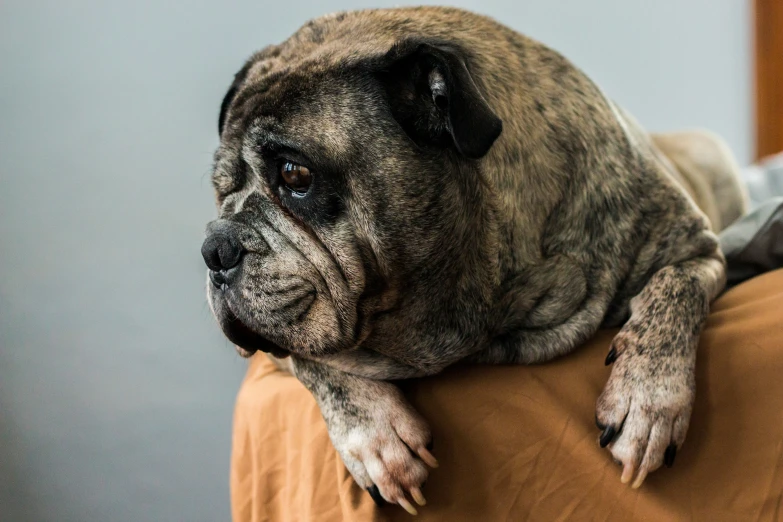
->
[202,7,746,513]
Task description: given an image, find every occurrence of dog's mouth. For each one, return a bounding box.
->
[222,310,290,359]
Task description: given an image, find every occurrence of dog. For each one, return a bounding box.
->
[203,7,747,514]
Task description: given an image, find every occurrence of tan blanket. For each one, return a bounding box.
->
[231,270,783,521]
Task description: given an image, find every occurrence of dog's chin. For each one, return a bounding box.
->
[221,311,290,359]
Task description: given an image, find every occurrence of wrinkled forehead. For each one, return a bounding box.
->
[227,63,382,162]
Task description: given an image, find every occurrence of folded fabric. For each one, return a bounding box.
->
[742,152,783,208]
[720,197,783,287]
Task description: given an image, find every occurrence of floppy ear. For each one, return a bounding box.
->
[218,84,238,137]
[377,40,502,159]
[218,65,252,137]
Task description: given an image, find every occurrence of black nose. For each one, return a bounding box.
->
[201,229,244,273]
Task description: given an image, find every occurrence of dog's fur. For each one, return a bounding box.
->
[205,7,747,512]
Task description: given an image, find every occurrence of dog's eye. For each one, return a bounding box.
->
[280,161,313,195]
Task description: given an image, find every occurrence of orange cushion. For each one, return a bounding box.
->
[231,269,783,521]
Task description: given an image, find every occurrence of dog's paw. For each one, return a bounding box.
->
[596,333,695,488]
[328,388,436,515]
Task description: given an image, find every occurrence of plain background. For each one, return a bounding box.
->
[0,1,750,521]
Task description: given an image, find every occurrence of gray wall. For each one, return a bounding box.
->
[0,1,750,521]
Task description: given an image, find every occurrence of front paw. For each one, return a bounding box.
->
[596,334,695,488]
[327,386,437,515]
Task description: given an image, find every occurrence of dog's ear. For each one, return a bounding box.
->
[218,83,238,137]
[376,40,502,159]
[218,65,253,137]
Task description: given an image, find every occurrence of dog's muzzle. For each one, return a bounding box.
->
[219,309,290,359]
[201,221,244,290]
[201,220,290,358]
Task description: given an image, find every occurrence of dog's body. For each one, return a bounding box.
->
[204,7,746,513]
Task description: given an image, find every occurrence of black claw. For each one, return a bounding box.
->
[604,346,617,366]
[367,485,385,507]
[599,426,617,448]
[664,444,677,468]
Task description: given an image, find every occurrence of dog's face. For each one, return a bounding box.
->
[204,37,502,359]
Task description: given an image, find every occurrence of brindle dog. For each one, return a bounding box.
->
[203,7,746,514]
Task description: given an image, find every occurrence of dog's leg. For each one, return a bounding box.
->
[287,356,436,514]
[596,253,725,487]
[469,299,609,364]
[272,348,437,380]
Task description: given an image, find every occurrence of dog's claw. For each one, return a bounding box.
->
[417,447,439,468]
[631,467,649,489]
[604,346,617,365]
[410,487,426,506]
[398,497,418,515]
[599,426,616,448]
[620,462,634,484]
[367,485,385,507]
[664,444,677,468]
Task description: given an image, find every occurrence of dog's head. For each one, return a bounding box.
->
[204,13,502,359]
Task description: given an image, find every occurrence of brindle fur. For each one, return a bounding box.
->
[205,7,746,511]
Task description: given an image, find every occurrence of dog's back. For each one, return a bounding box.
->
[652,131,748,231]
